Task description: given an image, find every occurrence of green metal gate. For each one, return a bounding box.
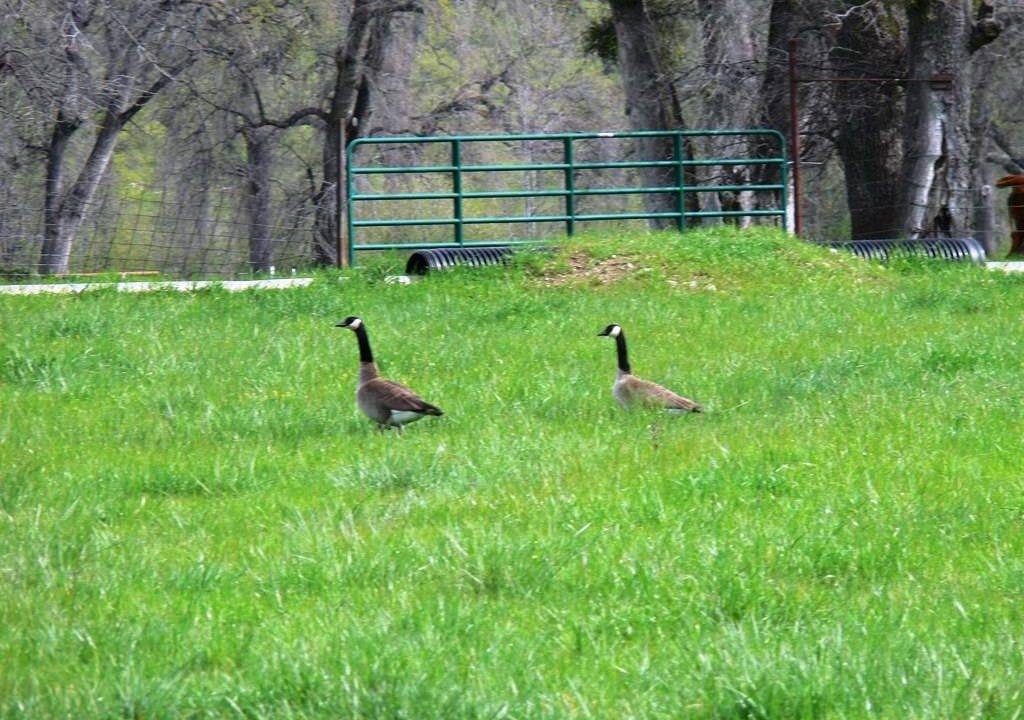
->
[345,129,787,266]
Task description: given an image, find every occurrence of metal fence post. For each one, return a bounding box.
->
[564,137,575,236]
[673,133,686,232]
[779,135,789,233]
[452,140,464,246]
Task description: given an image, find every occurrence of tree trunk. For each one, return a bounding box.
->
[607,0,690,229]
[832,4,906,239]
[352,3,426,182]
[752,0,836,225]
[39,109,80,271]
[172,140,215,276]
[38,110,124,275]
[313,0,377,267]
[696,0,761,226]
[900,0,999,238]
[244,128,276,273]
[751,0,801,220]
[33,5,183,276]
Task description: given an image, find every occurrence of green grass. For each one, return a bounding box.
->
[2,227,1023,718]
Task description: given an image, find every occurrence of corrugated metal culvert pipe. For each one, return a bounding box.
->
[820,238,986,263]
[405,246,516,274]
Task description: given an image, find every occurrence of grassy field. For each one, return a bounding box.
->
[2,228,1023,718]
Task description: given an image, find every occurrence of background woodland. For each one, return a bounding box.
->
[1,0,1022,276]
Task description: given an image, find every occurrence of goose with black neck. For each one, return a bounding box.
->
[598,323,702,413]
[335,316,444,432]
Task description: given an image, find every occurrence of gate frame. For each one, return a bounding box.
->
[345,129,788,266]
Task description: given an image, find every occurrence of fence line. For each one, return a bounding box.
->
[2,127,1017,278]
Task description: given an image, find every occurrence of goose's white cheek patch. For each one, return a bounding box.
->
[349,318,363,330]
[610,326,621,337]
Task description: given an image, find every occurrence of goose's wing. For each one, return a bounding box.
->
[364,377,443,416]
[630,376,703,412]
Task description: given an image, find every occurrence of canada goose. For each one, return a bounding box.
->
[598,323,702,413]
[335,316,443,431]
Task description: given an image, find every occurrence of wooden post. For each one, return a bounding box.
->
[335,116,349,268]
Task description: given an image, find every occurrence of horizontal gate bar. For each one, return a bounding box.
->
[353,240,542,251]
[686,209,786,218]
[350,129,785,145]
[352,158,787,175]
[352,210,787,228]
[351,183,787,202]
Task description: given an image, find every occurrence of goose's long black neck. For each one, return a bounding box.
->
[353,325,374,364]
[614,332,631,374]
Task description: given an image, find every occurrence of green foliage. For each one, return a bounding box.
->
[582,14,618,68]
[2,229,1023,718]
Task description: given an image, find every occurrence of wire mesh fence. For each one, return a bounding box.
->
[6,109,1008,280]
[787,37,1017,258]
[0,175,319,279]
[796,146,1015,256]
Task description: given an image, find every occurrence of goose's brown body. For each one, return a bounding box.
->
[337,317,443,431]
[356,361,443,428]
[600,324,702,413]
[612,369,702,412]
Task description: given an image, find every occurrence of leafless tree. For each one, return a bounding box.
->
[1,0,208,275]
[182,1,326,272]
[175,0,425,269]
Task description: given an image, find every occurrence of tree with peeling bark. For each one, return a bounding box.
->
[900,0,1001,240]
[973,9,1024,254]
[761,0,1007,246]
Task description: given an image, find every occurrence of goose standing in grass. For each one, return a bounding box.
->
[598,323,702,413]
[336,316,443,431]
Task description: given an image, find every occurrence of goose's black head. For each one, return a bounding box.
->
[598,323,622,338]
[335,316,363,331]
